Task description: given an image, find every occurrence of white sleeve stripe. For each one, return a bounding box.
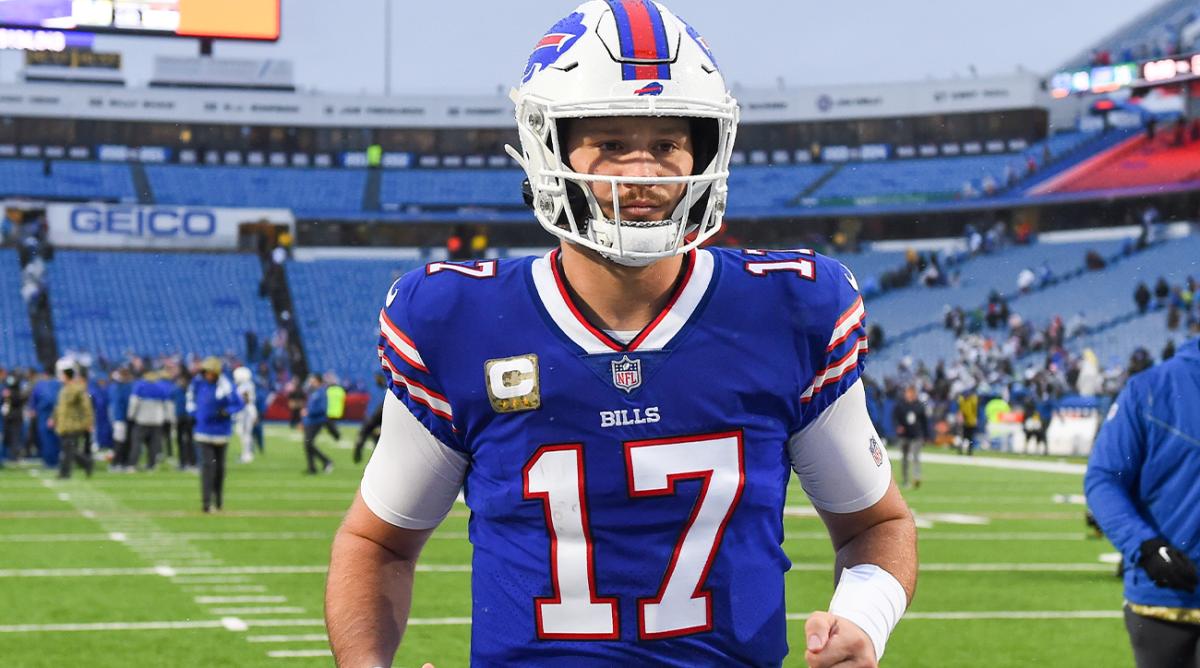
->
[360,392,468,530]
[379,309,429,372]
[802,337,868,403]
[380,356,454,422]
[826,297,866,352]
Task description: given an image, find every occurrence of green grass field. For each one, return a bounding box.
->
[0,427,1131,667]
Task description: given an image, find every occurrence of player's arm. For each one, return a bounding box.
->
[326,393,468,668]
[1083,384,1163,566]
[789,380,917,667]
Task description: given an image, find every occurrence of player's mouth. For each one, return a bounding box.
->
[621,200,668,220]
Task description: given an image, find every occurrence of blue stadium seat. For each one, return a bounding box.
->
[146,165,367,215]
[380,169,525,209]
[288,258,426,388]
[0,160,136,202]
[0,249,39,369]
[47,250,276,363]
[812,155,1022,203]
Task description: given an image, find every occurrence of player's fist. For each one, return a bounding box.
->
[805,611,877,668]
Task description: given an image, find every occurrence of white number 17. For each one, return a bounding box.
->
[522,431,745,640]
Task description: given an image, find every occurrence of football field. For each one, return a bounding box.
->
[0,426,1131,667]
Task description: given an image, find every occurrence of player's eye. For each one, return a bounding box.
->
[654,141,679,153]
[597,140,623,152]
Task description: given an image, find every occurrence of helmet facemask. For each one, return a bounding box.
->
[510,97,737,266]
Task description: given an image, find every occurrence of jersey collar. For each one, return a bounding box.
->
[530,248,714,355]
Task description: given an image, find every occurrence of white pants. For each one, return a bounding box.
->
[235,407,258,461]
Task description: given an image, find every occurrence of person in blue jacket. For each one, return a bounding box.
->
[107,368,133,471]
[187,357,243,513]
[301,374,333,475]
[30,369,62,468]
[1085,336,1200,667]
[84,368,112,456]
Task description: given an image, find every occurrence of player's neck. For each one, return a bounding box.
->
[558,242,687,332]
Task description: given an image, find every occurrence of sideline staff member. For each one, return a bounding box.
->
[1086,337,1200,667]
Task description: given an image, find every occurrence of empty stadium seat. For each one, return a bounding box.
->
[0,249,38,369]
[288,258,426,387]
[0,160,137,202]
[146,165,367,215]
[47,250,277,362]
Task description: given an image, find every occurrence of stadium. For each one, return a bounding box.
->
[0,0,1198,665]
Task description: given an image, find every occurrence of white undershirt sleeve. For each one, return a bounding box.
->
[787,379,892,514]
[360,392,469,530]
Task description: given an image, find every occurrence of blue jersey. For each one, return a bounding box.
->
[377,248,869,666]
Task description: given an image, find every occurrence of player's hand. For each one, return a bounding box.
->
[1139,538,1199,591]
[805,611,877,668]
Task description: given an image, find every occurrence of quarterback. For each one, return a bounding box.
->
[326,2,917,666]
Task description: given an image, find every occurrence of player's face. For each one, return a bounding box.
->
[565,116,694,221]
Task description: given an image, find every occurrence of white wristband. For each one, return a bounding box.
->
[827,564,908,661]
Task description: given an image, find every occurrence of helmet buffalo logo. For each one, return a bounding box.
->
[680,18,718,70]
[523,12,587,84]
[634,81,664,96]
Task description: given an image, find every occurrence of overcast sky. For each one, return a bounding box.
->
[0,0,1166,95]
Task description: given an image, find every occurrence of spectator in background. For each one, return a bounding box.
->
[1017,267,1036,294]
[470,225,490,257]
[957,388,979,455]
[1154,277,1171,309]
[1085,249,1108,271]
[286,378,305,428]
[50,359,94,479]
[232,366,258,464]
[891,385,928,489]
[1085,337,1200,668]
[30,369,62,468]
[321,373,345,445]
[108,368,133,471]
[188,357,243,513]
[447,226,468,261]
[1021,394,1049,455]
[301,375,334,475]
[83,367,112,460]
[353,373,387,465]
[1135,282,1152,314]
[127,371,169,471]
[173,371,196,471]
[1162,339,1176,362]
[1,373,25,467]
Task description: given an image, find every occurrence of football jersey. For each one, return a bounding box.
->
[374,246,881,666]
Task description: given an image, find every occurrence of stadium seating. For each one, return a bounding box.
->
[809,154,1022,204]
[1056,0,1197,70]
[866,233,1200,375]
[47,250,276,362]
[0,160,137,202]
[726,164,832,214]
[1036,132,1200,194]
[288,257,425,387]
[0,249,38,369]
[146,165,367,215]
[380,169,525,210]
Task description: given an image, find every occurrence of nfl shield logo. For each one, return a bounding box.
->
[610,355,642,393]
[869,436,884,467]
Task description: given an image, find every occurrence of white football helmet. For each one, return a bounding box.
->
[507,0,739,266]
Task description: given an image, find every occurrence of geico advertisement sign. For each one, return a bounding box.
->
[46,204,293,248]
[70,206,218,237]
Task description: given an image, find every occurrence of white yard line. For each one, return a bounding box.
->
[195,596,288,604]
[0,561,1111,578]
[0,611,1125,634]
[918,452,1086,475]
[248,634,330,643]
[785,531,1087,541]
[208,607,307,615]
[267,650,333,658]
[3,530,450,543]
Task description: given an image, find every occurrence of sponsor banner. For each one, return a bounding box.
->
[46,204,294,250]
[0,74,1041,129]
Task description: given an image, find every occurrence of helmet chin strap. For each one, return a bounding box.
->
[587,216,684,267]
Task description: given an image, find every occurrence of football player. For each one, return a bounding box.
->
[326,2,916,666]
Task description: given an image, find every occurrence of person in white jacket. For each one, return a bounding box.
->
[232,366,258,464]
